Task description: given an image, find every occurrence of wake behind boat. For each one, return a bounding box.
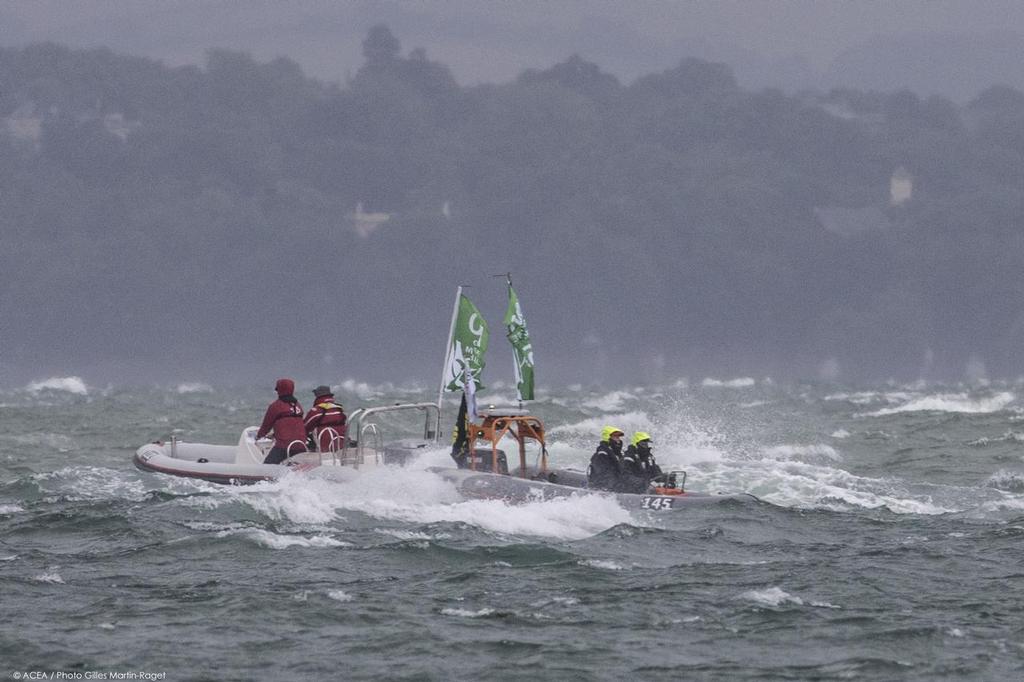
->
[134,403,440,485]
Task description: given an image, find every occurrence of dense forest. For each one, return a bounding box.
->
[1,26,1023,385]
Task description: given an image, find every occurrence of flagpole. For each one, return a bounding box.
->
[506,274,522,409]
[493,272,519,406]
[436,285,463,437]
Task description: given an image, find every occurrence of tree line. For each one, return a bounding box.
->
[1,25,1022,384]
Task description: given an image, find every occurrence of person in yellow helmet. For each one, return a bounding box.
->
[621,431,663,493]
[588,426,626,491]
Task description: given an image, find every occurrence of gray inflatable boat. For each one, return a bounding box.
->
[435,465,757,511]
[441,409,757,511]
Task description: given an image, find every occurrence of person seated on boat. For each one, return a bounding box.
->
[622,431,663,494]
[256,378,308,464]
[588,426,625,491]
[304,384,347,452]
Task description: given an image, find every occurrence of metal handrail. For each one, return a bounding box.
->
[359,422,382,467]
[347,402,440,438]
[340,402,440,467]
[282,439,308,466]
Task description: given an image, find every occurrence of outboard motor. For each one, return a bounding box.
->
[649,470,687,495]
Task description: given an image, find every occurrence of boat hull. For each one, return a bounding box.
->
[434,467,758,510]
[133,442,358,485]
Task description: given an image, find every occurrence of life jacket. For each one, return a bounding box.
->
[305,400,346,452]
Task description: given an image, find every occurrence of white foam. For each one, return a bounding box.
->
[741,586,802,606]
[969,431,1024,446]
[217,467,631,540]
[338,379,377,397]
[547,411,652,436]
[825,391,915,405]
[531,596,579,607]
[352,492,632,541]
[182,521,253,533]
[0,504,24,514]
[336,378,426,399]
[701,377,755,388]
[580,390,636,412]
[33,570,65,584]
[831,430,851,439]
[26,376,88,395]
[218,528,349,549]
[227,478,346,524]
[441,607,495,618]
[762,444,841,462]
[377,529,449,541]
[175,382,213,394]
[327,590,354,602]
[985,470,1024,493]
[866,392,1015,416]
[33,467,151,502]
[7,432,77,451]
[700,459,954,515]
[580,559,624,570]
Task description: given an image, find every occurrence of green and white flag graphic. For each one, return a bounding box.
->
[504,284,535,400]
[443,294,489,391]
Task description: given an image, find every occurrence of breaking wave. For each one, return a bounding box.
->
[175,382,213,394]
[25,376,88,395]
[702,377,756,388]
[864,392,1016,416]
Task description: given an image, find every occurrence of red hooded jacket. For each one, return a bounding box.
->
[256,379,307,451]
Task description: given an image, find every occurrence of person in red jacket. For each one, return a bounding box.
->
[256,378,307,464]
[304,385,347,452]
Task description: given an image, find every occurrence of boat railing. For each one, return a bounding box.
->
[351,422,382,467]
[281,439,309,465]
[339,402,440,467]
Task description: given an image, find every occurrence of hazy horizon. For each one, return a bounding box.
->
[3,2,1024,388]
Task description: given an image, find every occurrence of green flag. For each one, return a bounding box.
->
[443,294,489,391]
[504,284,534,400]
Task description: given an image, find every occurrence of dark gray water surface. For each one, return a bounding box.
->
[2,380,1023,680]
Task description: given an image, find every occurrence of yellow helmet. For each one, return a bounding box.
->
[601,426,625,441]
[631,431,652,447]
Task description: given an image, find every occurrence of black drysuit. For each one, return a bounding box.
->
[621,444,663,494]
[588,440,624,491]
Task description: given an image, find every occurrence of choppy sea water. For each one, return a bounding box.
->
[2,377,1024,680]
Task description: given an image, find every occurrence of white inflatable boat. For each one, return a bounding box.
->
[134,403,440,485]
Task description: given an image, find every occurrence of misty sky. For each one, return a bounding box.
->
[4,1,1024,385]
[4,0,1024,87]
